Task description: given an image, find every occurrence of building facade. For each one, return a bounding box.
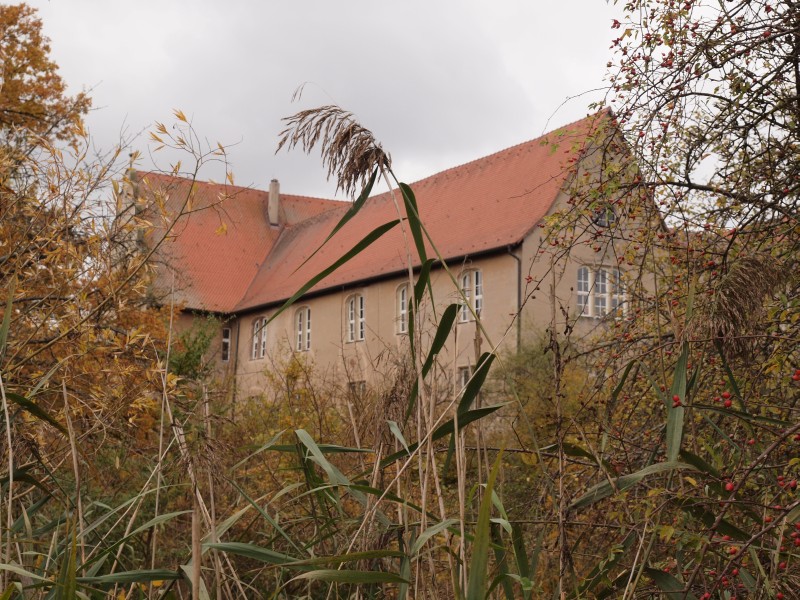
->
[133,112,651,397]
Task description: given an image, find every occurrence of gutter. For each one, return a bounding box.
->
[506,244,522,352]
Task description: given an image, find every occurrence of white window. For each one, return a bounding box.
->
[397,284,408,334]
[594,269,608,317]
[577,266,590,316]
[251,317,267,359]
[459,270,483,322]
[577,267,627,319]
[296,306,311,351]
[347,294,365,342]
[221,327,231,362]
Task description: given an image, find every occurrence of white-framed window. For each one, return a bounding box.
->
[577,266,627,318]
[459,269,483,322]
[347,294,365,342]
[251,316,267,359]
[295,306,311,351]
[397,284,408,334]
[221,327,231,362]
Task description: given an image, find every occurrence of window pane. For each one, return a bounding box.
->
[398,285,407,333]
[222,328,231,362]
[358,295,365,340]
[474,270,483,315]
[594,269,608,316]
[306,308,311,350]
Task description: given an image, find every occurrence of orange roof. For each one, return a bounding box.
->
[141,112,606,314]
[137,173,339,312]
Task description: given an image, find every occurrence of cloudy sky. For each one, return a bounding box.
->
[29,0,623,199]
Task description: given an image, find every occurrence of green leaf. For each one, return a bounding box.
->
[577,531,636,595]
[399,182,428,265]
[0,278,15,360]
[5,392,66,434]
[204,542,299,566]
[387,420,410,453]
[54,527,77,600]
[644,567,696,600]
[380,404,506,469]
[410,518,459,556]
[282,550,404,568]
[570,461,694,510]
[466,450,503,600]
[268,219,400,323]
[666,341,689,463]
[296,429,392,527]
[458,352,496,414]
[293,168,378,274]
[406,303,459,421]
[291,569,409,585]
[77,570,181,585]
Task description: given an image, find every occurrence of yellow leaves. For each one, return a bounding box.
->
[173,108,188,123]
[215,222,228,236]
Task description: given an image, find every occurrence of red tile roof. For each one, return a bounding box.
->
[136,173,339,312]
[141,112,606,313]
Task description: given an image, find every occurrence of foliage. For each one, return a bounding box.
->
[2,1,798,598]
[0,4,91,147]
[169,316,219,380]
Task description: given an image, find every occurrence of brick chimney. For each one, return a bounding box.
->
[268,178,280,226]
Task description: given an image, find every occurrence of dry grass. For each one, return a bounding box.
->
[695,252,784,356]
[277,105,391,197]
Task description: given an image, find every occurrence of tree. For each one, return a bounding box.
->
[539,1,800,597]
[0,4,90,147]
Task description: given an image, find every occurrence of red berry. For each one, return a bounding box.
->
[722,391,732,399]
[778,561,786,570]
[724,399,732,408]
[731,568,739,576]
[726,481,735,492]
[777,593,784,600]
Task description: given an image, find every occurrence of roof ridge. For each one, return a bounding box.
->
[397,111,604,190]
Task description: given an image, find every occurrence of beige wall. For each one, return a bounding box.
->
[191,188,655,397]
[218,252,527,398]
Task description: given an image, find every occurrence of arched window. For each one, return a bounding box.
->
[396,284,408,334]
[347,294,365,342]
[459,270,483,322]
[295,306,311,351]
[251,316,267,359]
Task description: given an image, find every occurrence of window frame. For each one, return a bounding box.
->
[251,316,267,360]
[459,269,483,323]
[397,284,408,335]
[295,306,311,352]
[577,266,627,319]
[347,294,365,342]
[221,327,231,362]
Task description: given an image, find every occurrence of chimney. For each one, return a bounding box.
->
[268,178,280,226]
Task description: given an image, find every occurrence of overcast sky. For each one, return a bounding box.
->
[28,0,623,199]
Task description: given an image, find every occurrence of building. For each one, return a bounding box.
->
[131,111,650,397]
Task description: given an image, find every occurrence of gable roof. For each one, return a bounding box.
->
[140,111,607,314]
